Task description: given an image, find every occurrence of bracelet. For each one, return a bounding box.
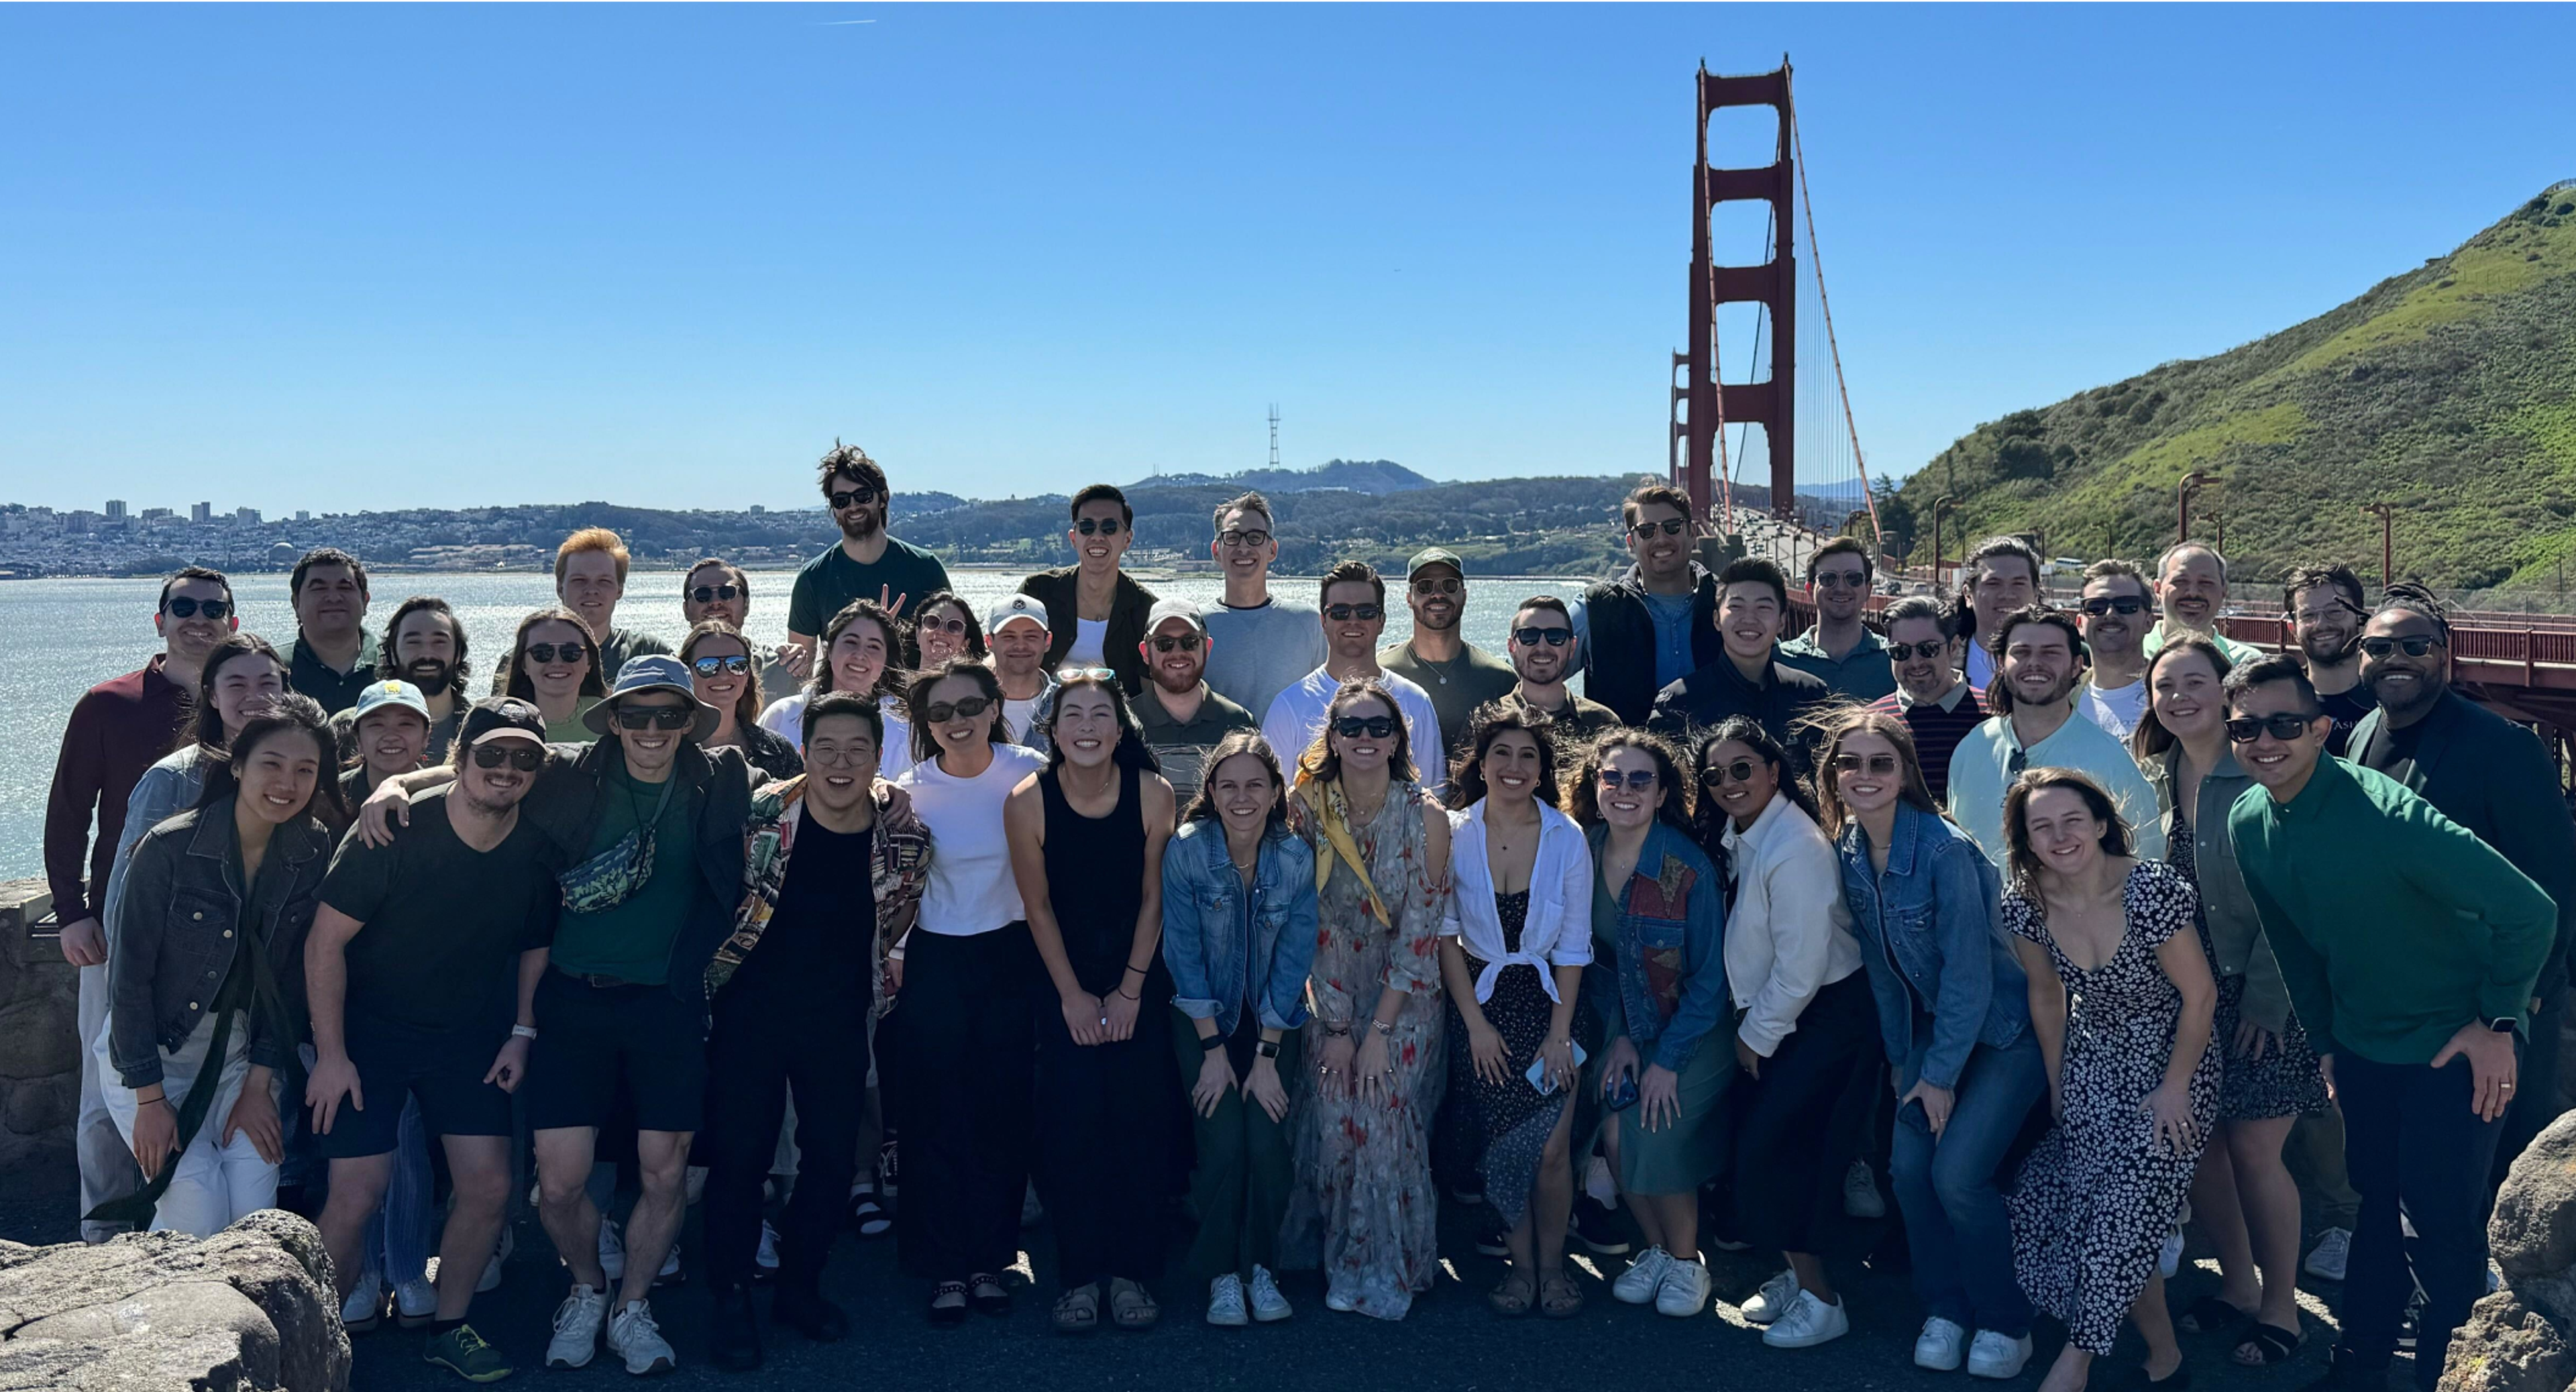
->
[1116,987,1140,1002]
[1254,1040,1281,1059]
[1371,1018,1394,1036]
[511,1024,539,1040]
[1199,1033,1228,1053]
[1124,961,1150,977]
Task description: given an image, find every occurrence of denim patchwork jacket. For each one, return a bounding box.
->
[1833,800,2029,1091]
[1160,818,1318,1039]
[1584,820,1728,1074]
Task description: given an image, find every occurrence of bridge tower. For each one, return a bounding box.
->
[1685,60,1796,526]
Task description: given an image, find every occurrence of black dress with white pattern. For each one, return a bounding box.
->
[2170,812,2330,1122]
[2004,859,2220,1355]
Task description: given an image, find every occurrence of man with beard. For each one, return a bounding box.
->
[286,547,378,715]
[1200,491,1325,719]
[681,557,803,698]
[1259,561,1444,786]
[2143,542,2259,666]
[1131,599,1254,808]
[2073,559,2153,741]
[2348,586,2576,1186]
[377,597,472,763]
[307,698,558,1383]
[341,680,432,806]
[1943,604,2162,866]
[787,440,952,643]
[1647,557,1832,775]
[1778,537,1894,702]
[2285,564,2376,755]
[1574,482,1720,726]
[1954,537,2042,692]
[1498,596,1619,744]
[1378,548,1515,771]
[1018,483,1161,695]
[1864,596,1985,804]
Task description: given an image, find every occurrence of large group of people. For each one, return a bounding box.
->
[42,456,2571,1392]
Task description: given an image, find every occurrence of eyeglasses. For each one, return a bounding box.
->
[691,655,751,677]
[1628,517,1689,539]
[1216,528,1271,549]
[1812,572,1868,590]
[806,742,877,767]
[1833,753,1901,777]
[828,486,879,510]
[1074,517,1125,537]
[1324,604,1384,622]
[2357,635,2439,659]
[1597,768,1658,790]
[523,643,587,665]
[1885,640,1947,662]
[1511,626,1574,648]
[1149,634,1203,653]
[2225,712,2321,744]
[1703,759,1761,785]
[1409,578,1462,597]
[921,696,994,723]
[918,616,969,636]
[2080,596,2146,617]
[163,596,231,619]
[470,743,543,771]
[1332,715,1399,739]
[2294,602,2363,625]
[614,706,696,731]
[688,584,742,604]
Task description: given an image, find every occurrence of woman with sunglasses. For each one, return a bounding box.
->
[890,659,1051,1325]
[2133,639,2323,1368]
[103,633,290,936]
[504,608,604,743]
[1814,708,2041,1377]
[1567,730,1730,1319]
[1281,679,1451,1320]
[761,599,914,780]
[682,622,802,782]
[906,591,987,672]
[1693,716,1874,1347]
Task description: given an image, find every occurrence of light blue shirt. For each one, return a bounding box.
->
[1944,708,2165,868]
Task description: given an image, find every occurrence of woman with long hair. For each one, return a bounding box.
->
[503,607,604,743]
[908,591,987,672]
[98,696,338,1236]
[1280,678,1452,1320]
[1692,716,1876,1346]
[683,621,803,782]
[1813,708,2041,1377]
[103,633,290,934]
[890,659,1051,1325]
[1006,672,1179,1333]
[1161,732,1318,1327]
[2133,639,2324,1366]
[2002,768,2218,1392]
[1436,706,1594,1318]
[764,599,913,779]
[1568,729,1731,1320]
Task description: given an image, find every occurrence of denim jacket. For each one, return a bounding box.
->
[107,797,329,1089]
[2146,744,2292,1032]
[1834,801,2029,1092]
[1160,818,1319,1038]
[1583,820,1728,1074]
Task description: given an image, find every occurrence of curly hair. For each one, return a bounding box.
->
[1446,702,1562,809]
[1563,727,1695,833]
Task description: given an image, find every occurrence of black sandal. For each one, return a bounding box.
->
[929,1281,970,1326]
[969,1272,1012,1318]
[2233,1322,2304,1366]
[2176,1295,2252,1336]
[849,1185,892,1238]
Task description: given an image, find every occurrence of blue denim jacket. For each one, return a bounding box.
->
[1582,821,1729,1074]
[1835,802,2029,1091]
[1161,818,1319,1038]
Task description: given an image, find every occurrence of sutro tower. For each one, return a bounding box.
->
[1268,405,1281,470]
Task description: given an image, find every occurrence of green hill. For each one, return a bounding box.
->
[1885,187,2576,592]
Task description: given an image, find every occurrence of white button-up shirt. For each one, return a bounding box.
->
[1720,794,1865,1059]
[1439,798,1594,1004]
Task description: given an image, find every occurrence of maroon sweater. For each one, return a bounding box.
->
[1867,683,1988,805]
[44,656,191,922]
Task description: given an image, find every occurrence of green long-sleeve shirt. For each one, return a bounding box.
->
[2226,755,2554,1066]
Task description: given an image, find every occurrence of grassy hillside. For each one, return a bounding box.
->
[1888,188,2576,592]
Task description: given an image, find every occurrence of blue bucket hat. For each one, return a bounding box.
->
[584,653,720,741]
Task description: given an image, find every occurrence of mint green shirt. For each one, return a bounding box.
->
[1945,709,2166,867]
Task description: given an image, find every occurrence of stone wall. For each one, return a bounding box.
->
[0,879,78,1171]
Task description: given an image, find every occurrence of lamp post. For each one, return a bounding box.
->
[2179,471,2213,545]
[2362,502,2395,593]
[1931,496,1956,592]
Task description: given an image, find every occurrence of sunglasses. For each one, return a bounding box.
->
[1885,640,1948,662]
[1833,753,1901,777]
[1812,572,1868,589]
[614,706,696,731]
[1628,517,1689,539]
[470,743,544,771]
[1703,759,1761,785]
[2080,596,2147,617]
[523,643,587,665]
[1332,715,1399,739]
[2357,635,2440,659]
[1597,768,1658,790]
[1074,517,1125,536]
[918,616,969,636]
[1512,626,1574,648]
[2225,712,2320,744]
[691,655,751,677]
[1324,603,1384,622]
[1149,634,1203,653]
[1217,528,1271,549]
[921,696,995,723]
[688,584,742,604]
[1057,665,1116,683]
[163,596,232,620]
[1409,578,1462,596]
[828,486,879,510]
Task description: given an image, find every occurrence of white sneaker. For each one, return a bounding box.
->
[653,1240,682,1287]
[606,1299,676,1376]
[1915,1316,1968,1371]
[1968,1330,2035,1379]
[1763,1289,1850,1348]
[755,1222,780,1280]
[1613,1246,1674,1304]
[597,1218,627,1283]
[1249,1265,1292,1323]
[546,1285,608,1370]
[1844,1159,1887,1218]
[394,1277,438,1328]
[1654,1255,1712,1318]
[339,1269,385,1334]
[2304,1227,2352,1281]
[1206,1273,1248,1328]
[1323,1287,1357,1313]
[478,1226,513,1295]
[1740,1268,1800,1325]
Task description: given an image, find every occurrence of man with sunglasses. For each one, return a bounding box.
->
[1379,547,1517,769]
[2072,559,2153,741]
[1647,557,1832,774]
[308,698,559,1383]
[50,564,231,1241]
[1575,482,1722,726]
[1778,537,1894,702]
[788,440,953,649]
[1499,596,1619,744]
[1201,490,1325,719]
[1132,598,1254,806]
[1259,559,1443,787]
[682,557,804,696]
[2348,590,2576,1189]
[1864,595,1984,804]
[2284,564,2376,756]
[1943,604,2162,867]
[2223,655,2553,1392]
[1018,482,1160,694]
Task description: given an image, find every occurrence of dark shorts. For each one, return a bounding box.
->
[317,1018,516,1160]
[523,971,708,1135]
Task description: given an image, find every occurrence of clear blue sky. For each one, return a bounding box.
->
[1,3,2568,516]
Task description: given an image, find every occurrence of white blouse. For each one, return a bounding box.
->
[1438,799,1595,1004]
[894,743,1046,936]
[757,691,914,781]
[1719,794,1865,1059]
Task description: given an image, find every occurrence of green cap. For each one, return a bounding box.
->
[1406,547,1464,580]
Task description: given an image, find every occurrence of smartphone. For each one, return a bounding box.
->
[1603,1069,1641,1113]
[1524,1040,1590,1096]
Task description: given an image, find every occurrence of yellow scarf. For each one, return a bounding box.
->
[1295,776,1393,924]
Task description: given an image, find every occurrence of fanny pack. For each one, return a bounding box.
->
[558,774,678,914]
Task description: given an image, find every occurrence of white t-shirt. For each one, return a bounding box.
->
[757,691,914,782]
[1067,618,1110,669]
[2078,678,2149,743]
[1258,665,1446,794]
[1965,641,1996,694]
[896,743,1048,936]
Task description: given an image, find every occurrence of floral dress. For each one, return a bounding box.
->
[2171,812,2331,1122]
[1281,777,1449,1320]
[2004,859,2220,1355]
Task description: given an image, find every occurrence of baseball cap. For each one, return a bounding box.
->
[1407,547,1465,580]
[457,696,548,749]
[1145,597,1207,634]
[351,680,429,725]
[986,594,1050,633]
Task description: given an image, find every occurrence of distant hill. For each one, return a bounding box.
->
[1130,458,1437,497]
[1884,188,2576,592]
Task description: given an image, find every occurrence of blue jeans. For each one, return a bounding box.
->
[1887,1033,2043,1338]
[362,1098,437,1286]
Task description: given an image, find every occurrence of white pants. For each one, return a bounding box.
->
[76,965,143,1242]
[98,1008,279,1240]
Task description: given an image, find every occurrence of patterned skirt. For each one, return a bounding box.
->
[2213,972,2332,1122]
[1456,958,1592,1228]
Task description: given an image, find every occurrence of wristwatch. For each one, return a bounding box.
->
[512,1024,539,1040]
[1255,1040,1281,1059]
[2488,1016,2519,1034]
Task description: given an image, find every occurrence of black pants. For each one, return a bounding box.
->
[701,985,869,1293]
[894,925,1038,1281]
[1032,980,1177,1289]
[2337,1049,2514,1389]
[1729,972,1878,1256]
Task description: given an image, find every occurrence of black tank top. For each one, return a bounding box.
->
[1040,763,1148,995]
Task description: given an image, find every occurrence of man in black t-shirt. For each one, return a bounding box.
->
[2286,563,2377,756]
[307,698,557,1385]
